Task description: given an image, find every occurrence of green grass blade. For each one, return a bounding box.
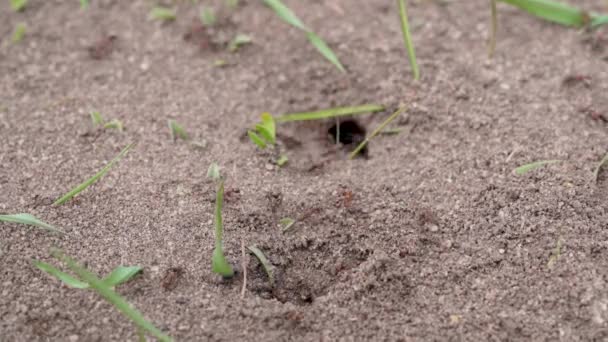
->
[397,0,419,80]
[12,23,26,43]
[280,217,296,232]
[51,250,172,342]
[35,260,89,288]
[276,104,385,122]
[349,105,407,159]
[104,119,124,131]
[489,0,498,58]
[514,160,561,175]
[207,162,221,181]
[260,112,276,143]
[592,15,608,27]
[10,0,27,12]
[90,111,104,126]
[53,143,134,206]
[102,266,143,287]
[305,32,345,72]
[262,0,307,30]
[212,181,234,278]
[0,213,62,233]
[228,33,252,52]
[168,120,189,141]
[247,246,274,286]
[593,153,608,182]
[498,0,589,27]
[80,0,89,9]
[248,131,267,149]
[149,6,176,21]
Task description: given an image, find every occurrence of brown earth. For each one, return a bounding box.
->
[2,0,608,341]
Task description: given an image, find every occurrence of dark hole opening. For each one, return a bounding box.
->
[328,120,368,157]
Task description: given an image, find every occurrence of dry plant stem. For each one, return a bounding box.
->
[349,106,408,159]
[489,0,497,58]
[240,239,247,298]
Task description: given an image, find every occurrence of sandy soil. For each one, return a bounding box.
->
[2,0,608,341]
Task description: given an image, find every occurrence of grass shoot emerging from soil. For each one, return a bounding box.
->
[12,23,26,43]
[228,33,252,52]
[36,262,142,289]
[248,113,276,149]
[349,105,407,159]
[247,246,274,286]
[397,0,419,80]
[39,250,171,342]
[280,217,296,232]
[0,213,61,233]
[53,143,134,205]
[149,6,176,21]
[10,0,27,12]
[514,160,561,175]
[212,179,235,278]
[262,0,345,72]
[594,153,608,182]
[275,104,385,122]
[168,120,189,141]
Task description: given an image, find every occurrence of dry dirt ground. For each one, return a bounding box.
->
[2,0,608,341]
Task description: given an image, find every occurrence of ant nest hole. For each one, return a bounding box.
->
[327,120,368,157]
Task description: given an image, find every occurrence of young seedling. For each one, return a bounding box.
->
[36,262,142,289]
[200,6,216,26]
[12,23,26,43]
[349,105,407,159]
[279,217,296,232]
[248,113,275,149]
[38,249,171,342]
[80,0,89,9]
[262,0,345,72]
[0,213,62,233]
[594,153,608,182]
[149,6,176,21]
[275,104,384,122]
[207,162,221,181]
[546,237,563,270]
[54,143,134,205]
[10,0,27,12]
[90,111,104,126]
[276,155,288,167]
[104,119,124,131]
[212,180,234,278]
[168,120,189,141]
[497,0,608,28]
[247,246,274,286]
[228,33,252,52]
[397,0,419,80]
[514,160,561,175]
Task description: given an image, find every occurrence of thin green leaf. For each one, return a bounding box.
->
[0,213,62,233]
[248,131,267,149]
[200,6,216,26]
[489,0,498,58]
[262,0,307,31]
[90,111,104,126]
[514,160,561,175]
[592,15,608,27]
[207,162,221,181]
[397,0,419,80]
[80,0,89,9]
[305,32,345,73]
[54,143,134,205]
[35,261,89,289]
[498,0,589,27]
[276,155,288,167]
[102,266,142,287]
[594,153,608,182]
[149,6,176,21]
[10,0,27,12]
[168,120,189,141]
[349,105,407,159]
[247,246,274,286]
[52,250,172,342]
[260,112,276,143]
[212,181,234,278]
[280,217,296,232]
[12,23,26,43]
[104,119,124,131]
[228,33,252,52]
[276,104,385,122]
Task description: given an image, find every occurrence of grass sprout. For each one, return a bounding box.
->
[263,0,345,72]
[12,23,26,43]
[279,217,295,232]
[594,153,608,182]
[10,0,27,12]
[497,0,605,28]
[349,105,407,159]
[212,180,234,278]
[248,113,276,149]
[41,250,172,342]
[35,262,142,289]
[397,0,419,80]
[91,111,104,126]
[0,213,62,233]
[247,246,274,286]
[200,6,216,26]
[228,33,252,52]
[104,119,124,131]
[207,162,221,181]
[149,6,176,21]
[54,143,134,205]
[514,160,561,175]
[276,155,288,167]
[275,104,385,122]
[168,120,189,141]
[80,0,89,9]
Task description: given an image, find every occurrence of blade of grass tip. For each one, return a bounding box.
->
[53,143,134,206]
[102,266,143,287]
[0,213,62,233]
[262,0,307,31]
[489,0,498,58]
[497,0,588,27]
[593,153,608,182]
[305,31,345,72]
[212,180,234,278]
[349,105,407,159]
[514,160,561,175]
[397,0,419,81]
[52,250,172,342]
[90,111,104,126]
[276,104,385,122]
[247,246,274,286]
[34,261,89,289]
[591,15,608,28]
